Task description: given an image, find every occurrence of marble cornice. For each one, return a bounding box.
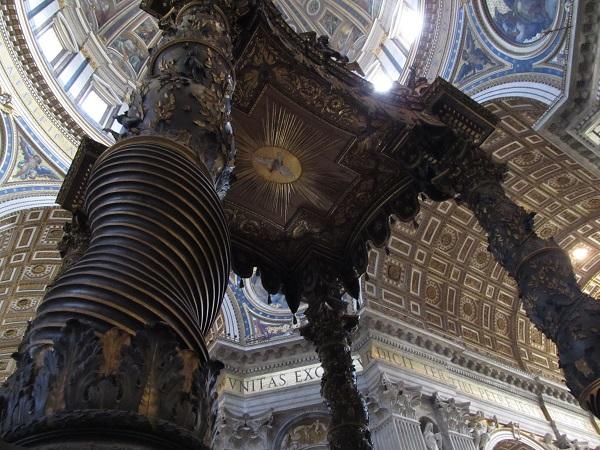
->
[213,308,577,408]
[358,310,579,407]
[414,0,445,80]
[0,1,82,144]
[211,334,318,375]
[357,328,537,403]
[212,308,577,408]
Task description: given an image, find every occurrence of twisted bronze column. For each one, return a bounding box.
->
[0,1,237,447]
[429,138,600,419]
[300,272,373,450]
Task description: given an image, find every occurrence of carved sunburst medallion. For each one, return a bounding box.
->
[229,87,357,226]
[252,146,302,184]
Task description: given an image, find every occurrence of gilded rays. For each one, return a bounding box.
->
[234,102,347,223]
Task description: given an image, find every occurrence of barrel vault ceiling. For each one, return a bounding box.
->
[0,0,599,388]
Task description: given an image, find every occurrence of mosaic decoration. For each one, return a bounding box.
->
[247,273,288,309]
[0,207,70,383]
[110,33,148,76]
[484,0,559,45]
[10,137,60,181]
[227,275,301,344]
[86,0,137,30]
[133,17,158,43]
[455,29,497,83]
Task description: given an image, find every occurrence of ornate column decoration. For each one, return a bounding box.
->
[299,270,373,450]
[0,0,243,447]
[212,408,274,450]
[367,374,428,450]
[53,209,90,280]
[466,411,497,450]
[433,394,474,450]
[426,137,600,419]
[379,78,600,419]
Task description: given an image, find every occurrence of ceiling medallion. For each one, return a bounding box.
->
[233,98,351,222]
[251,146,302,184]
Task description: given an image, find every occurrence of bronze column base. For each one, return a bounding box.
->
[0,321,222,449]
[2,0,237,446]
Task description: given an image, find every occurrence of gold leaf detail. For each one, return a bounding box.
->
[178,349,199,393]
[99,328,131,377]
[575,358,593,377]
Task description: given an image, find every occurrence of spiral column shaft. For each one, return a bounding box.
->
[29,138,230,358]
[300,276,373,450]
[425,137,600,419]
[0,1,235,447]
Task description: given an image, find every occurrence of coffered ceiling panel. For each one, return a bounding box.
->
[364,97,600,382]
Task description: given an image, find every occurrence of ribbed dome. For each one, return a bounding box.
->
[20,0,425,146]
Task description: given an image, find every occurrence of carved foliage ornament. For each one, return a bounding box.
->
[300,278,372,450]
[395,120,600,417]
[0,320,222,447]
[123,0,236,194]
[368,374,422,420]
[434,394,470,435]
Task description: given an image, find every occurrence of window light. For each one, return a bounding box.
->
[396,8,423,46]
[370,70,393,93]
[81,91,108,124]
[38,28,63,62]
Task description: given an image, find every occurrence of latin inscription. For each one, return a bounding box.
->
[219,357,363,396]
[362,343,545,420]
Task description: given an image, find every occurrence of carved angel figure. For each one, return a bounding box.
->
[13,141,59,180]
[556,434,575,449]
[471,422,491,449]
[423,422,443,450]
[541,433,560,450]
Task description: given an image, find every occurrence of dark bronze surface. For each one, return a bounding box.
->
[1,0,235,445]
[386,127,600,419]
[6,1,600,449]
[0,321,221,449]
[301,270,373,450]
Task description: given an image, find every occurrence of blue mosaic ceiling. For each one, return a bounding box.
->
[484,0,559,45]
[443,0,570,106]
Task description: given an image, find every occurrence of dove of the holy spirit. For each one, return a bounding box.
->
[251,146,302,184]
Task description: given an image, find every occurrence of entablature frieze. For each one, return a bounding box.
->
[359,309,580,407]
[213,309,580,410]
